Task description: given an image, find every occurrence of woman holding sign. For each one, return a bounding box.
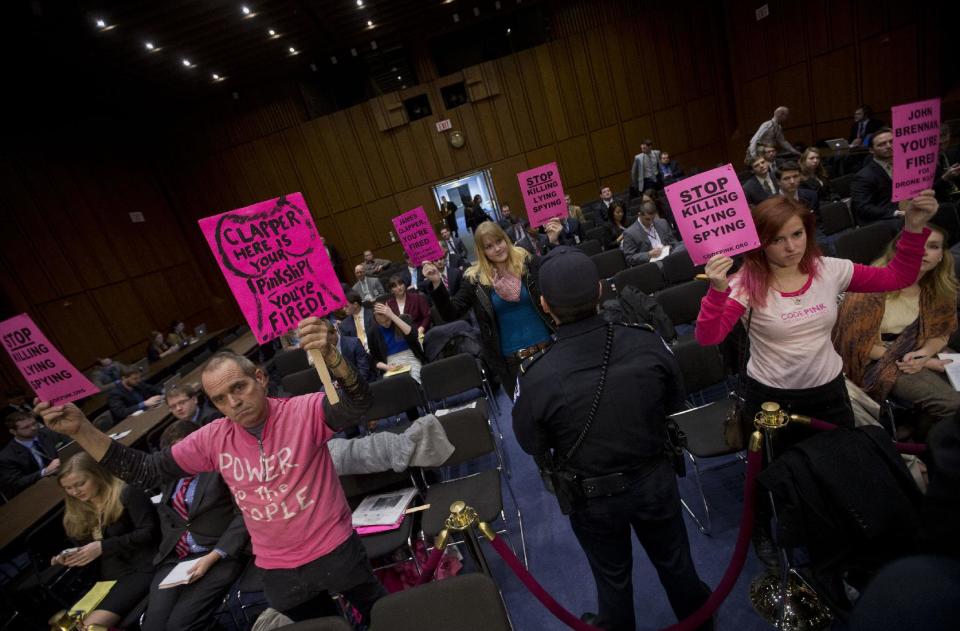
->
[696,190,938,566]
[422,220,563,390]
[52,453,160,629]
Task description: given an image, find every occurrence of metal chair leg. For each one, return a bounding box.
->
[679,452,713,535]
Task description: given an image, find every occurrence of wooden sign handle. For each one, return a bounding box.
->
[307,349,340,405]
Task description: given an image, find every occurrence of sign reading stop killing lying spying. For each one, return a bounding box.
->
[891,98,941,202]
[665,164,760,265]
[518,162,567,229]
[199,193,346,343]
[392,206,443,266]
[0,314,100,405]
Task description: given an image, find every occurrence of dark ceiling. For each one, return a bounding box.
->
[6,0,550,133]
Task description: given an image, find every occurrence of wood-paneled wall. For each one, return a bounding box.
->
[0,154,224,388]
[723,0,941,158]
[159,0,732,279]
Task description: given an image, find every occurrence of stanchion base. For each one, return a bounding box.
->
[749,570,833,630]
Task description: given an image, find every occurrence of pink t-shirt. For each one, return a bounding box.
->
[728,257,853,389]
[171,394,352,569]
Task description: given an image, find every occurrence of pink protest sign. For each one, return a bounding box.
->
[0,314,100,405]
[392,207,443,265]
[518,162,567,228]
[199,193,346,344]
[665,164,760,265]
[891,98,941,202]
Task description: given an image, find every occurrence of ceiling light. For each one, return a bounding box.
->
[241,6,251,15]
[350,48,357,56]
[506,28,511,34]
[182,58,191,67]
[357,0,364,6]
[397,75,402,81]
[145,41,155,50]
[212,73,221,80]
[370,40,377,49]
[391,66,397,72]
[330,55,338,64]
[95,18,105,28]
[452,13,460,23]
[268,28,276,36]
[288,46,296,53]
[367,19,373,27]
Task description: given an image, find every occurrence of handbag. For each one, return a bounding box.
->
[538,324,615,514]
[723,308,752,450]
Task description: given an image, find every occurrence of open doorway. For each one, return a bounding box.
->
[431,169,500,260]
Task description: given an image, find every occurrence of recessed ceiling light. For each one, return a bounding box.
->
[396,75,402,80]
[350,48,358,56]
[241,6,251,15]
[182,58,191,67]
[145,41,155,50]
[367,19,373,27]
[288,46,296,53]
[356,0,364,6]
[268,29,276,36]
[330,55,338,64]
[452,13,459,23]
[506,28,511,34]
[212,73,221,80]
[95,18,105,28]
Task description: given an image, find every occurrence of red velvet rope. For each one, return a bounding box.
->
[484,447,764,631]
[416,546,446,586]
[804,417,927,454]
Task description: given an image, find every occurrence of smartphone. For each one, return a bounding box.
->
[60,547,79,557]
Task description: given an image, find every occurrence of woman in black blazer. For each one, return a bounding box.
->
[53,453,160,629]
[799,147,839,201]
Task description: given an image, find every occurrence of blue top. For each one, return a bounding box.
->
[379,325,409,356]
[491,284,551,356]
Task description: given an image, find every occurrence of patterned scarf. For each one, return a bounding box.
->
[492,269,522,303]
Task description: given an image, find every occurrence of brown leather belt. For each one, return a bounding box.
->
[509,340,552,364]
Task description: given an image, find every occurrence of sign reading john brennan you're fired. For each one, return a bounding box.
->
[518,162,567,229]
[891,98,941,202]
[0,314,101,405]
[665,163,760,265]
[199,193,346,343]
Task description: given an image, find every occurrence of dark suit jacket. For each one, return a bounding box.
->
[387,290,432,332]
[108,381,162,422]
[154,472,248,565]
[443,236,469,260]
[516,233,550,256]
[0,427,59,498]
[368,315,426,369]
[558,217,582,245]
[397,266,426,291]
[99,485,161,577]
[796,188,820,213]
[658,161,684,185]
[621,218,679,266]
[339,335,376,382]
[339,307,377,347]
[743,176,780,207]
[851,159,898,225]
[498,218,521,240]
[800,176,837,202]
[444,252,466,272]
[848,118,884,144]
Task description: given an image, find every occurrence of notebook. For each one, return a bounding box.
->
[158,558,202,589]
[937,353,960,391]
[352,488,418,527]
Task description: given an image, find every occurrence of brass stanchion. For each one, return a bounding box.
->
[748,402,833,630]
[442,500,493,576]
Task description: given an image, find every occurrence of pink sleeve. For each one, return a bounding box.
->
[171,423,218,474]
[846,228,929,293]
[695,287,747,346]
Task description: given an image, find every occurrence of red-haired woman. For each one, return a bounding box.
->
[696,191,939,432]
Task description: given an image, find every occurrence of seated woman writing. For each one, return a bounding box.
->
[52,453,160,629]
[835,223,960,440]
[369,297,425,383]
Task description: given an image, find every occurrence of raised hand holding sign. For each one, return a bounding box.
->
[199,193,345,403]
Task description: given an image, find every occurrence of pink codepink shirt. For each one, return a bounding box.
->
[695,228,928,390]
[171,394,352,569]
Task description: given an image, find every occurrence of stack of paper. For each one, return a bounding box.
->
[352,488,418,528]
[938,353,960,391]
[159,558,202,589]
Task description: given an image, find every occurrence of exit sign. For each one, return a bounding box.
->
[435,119,452,132]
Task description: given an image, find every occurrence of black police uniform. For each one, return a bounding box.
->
[513,314,711,631]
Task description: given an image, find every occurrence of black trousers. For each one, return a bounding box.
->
[568,460,711,631]
[141,554,245,631]
[262,532,386,623]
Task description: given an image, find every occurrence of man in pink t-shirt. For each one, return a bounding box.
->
[37,318,386,624]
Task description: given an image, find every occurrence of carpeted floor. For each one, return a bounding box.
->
[468,388,773,631]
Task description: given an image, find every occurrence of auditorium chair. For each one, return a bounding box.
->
[363,374,424,425]
[833,222,898,264]
[585,226,607,246]
[669,339,744,534]
[613,262,665,295]
[661,249,703,286]
[370,573,512,631]
[273,348,310,378]
[590,249,627,280]
[418,407,527,568]
[831,173,855,200]
[340,471,422,572]
[818,201,855,235]
[576,239,603,257]
[654,280,709,339]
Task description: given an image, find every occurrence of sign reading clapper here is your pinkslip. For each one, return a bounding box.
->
[665,164,760,265]
[199,193,346,343]
[518,162,567,229]
[891,98,941,202]
[392,206,443,266]
[0,314,100,405]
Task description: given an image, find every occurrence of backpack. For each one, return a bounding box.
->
[601,285,677,342]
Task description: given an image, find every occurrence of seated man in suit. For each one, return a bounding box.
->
[352,264,385,304]
[848,105,884,148]
[328,322,375,383]
[657,152,684,186]
[108,365,163,422]
[397,253,424,291]
[439,227,469,261]
[92,357,125,387]
[515,219,550,256]
[0,411,60,498]
[437,239,465,273]
[558,207,583,245]
[497,203,520,240]
[141,420,249,631]
[621,202,680,266]
[743,155,780,207]
[432,249,463,297]
[165,384,220,427]
[360,250,390,276]
[599,186,616,220]
[339,290,377,353]
[776,161,819,212]
[850,128,903,227]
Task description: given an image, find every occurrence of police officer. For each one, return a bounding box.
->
[512,246,711,631]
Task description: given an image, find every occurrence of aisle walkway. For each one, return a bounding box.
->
[478,389,771,631]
